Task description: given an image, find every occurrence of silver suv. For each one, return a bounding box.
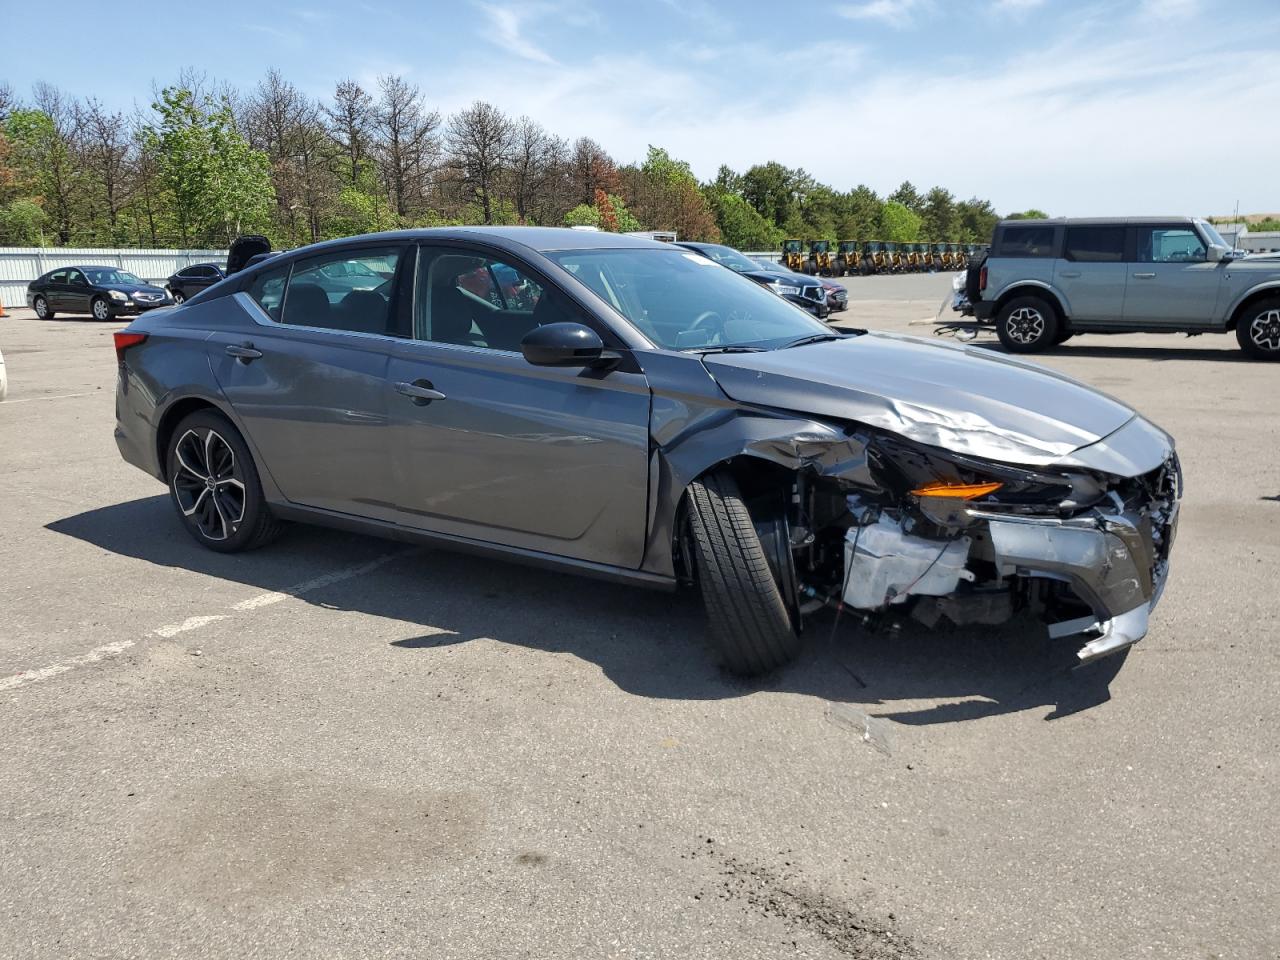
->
[961,217,1280,359]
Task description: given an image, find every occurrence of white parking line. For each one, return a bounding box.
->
[1,392,98,404]
[0,549,416,693]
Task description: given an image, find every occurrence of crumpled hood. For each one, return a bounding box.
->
[702,331,1137,465]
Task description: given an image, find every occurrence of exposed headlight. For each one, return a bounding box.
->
[108,290,129,301]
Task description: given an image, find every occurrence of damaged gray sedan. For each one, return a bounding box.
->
[113,227,1180,674]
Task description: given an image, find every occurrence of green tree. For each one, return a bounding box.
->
[920,186,958,241]
[621,146,719,241]
[840,184,882,240]
[564,203,600,228]
[887,180,922,214]
[0,198,47,245]
[5,105,80,244]
[705,188,783,249]
[740,161,814,228]
[1005,208,1049,220]
[956,197,999,242]
[879,201,922,242]
[145,87,274,245]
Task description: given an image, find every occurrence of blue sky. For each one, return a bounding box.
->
[4,0,1278,217]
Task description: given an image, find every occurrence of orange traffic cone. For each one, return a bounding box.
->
[0,302,7,317]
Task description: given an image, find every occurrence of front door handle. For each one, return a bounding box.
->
[1132,272,1157,279]
[395,379,447,405]
[1058,270,1081,278]
[225,343,263,362]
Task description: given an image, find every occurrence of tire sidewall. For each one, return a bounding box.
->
[171,288,186,304]
[1236,298,1280,361]
[91,297,112,321]
[997,296,1058,353]
[166,410,269,552]
[34,296,50,319]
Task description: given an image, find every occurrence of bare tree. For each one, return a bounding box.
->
[29,82,82,244]
[372,74,440,219]
[325,79,374,186]
[77,98,133,241]
[446,101,515,224]
[0,82,16,123]
[244,69,333,243]
[570,136,619,206]
[509,116,568,225]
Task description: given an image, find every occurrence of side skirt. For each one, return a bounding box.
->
[270,501,678,593]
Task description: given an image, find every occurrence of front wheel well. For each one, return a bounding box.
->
[155,397,220,481]
[673,457,798,577]
[1227,290,1280,330]
[994,286,1068,328]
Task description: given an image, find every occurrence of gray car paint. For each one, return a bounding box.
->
[114,226,1178,661]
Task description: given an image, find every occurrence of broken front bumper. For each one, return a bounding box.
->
[974,480,1179,663]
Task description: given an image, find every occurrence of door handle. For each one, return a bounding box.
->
[225,344,263,362]
[1132,272,1156,279]
[394,379,447,405]
[1058,271,1081,278]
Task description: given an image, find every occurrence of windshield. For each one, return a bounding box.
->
[687,244,760,274]
[85,268,144,286]
[550,248,829,351]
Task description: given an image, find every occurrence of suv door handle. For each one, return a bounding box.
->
[1058,270,1081,278]
[225,344,263,361]
[394,379,447,405]
[1132,272,1157,279]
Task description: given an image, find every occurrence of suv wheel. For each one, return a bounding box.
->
[1236,297,1280,361]
[996,296,1059,353]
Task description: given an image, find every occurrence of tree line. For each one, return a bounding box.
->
[0,72,1008,251]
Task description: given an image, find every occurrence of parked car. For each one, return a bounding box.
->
[752,257,848,313]
[959,216,1280,359]
[27,266,172,320]
[113,227,1180,675]
[166,263,226,304]
[676,241,830,319]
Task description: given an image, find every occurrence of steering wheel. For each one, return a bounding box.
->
[690,310,725,342]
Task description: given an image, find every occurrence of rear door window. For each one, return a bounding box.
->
[1064,226,1125,262]
[281,247,402,335]
[996,226,1055,258]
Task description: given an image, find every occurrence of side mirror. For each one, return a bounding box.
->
[521,322,607,367]
[1207,243,1229,262]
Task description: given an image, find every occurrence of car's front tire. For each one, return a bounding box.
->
[34,295,53,319]
[1236,297,1280,360]
[996,295,1059,353]
[166,410,283,553]
[686,472,804,676]
[171,288,186,304]
[91,296,112,321]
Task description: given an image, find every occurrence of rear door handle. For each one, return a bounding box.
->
[225,344,263,361]
[1058,271,1081,278]
[394,379,447,405]
[1132,272,1156,279]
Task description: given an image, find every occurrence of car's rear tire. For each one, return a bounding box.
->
[34,295,53,319]
[1235,297,1280,360]
[91,296,112,321]
[686,472,804,676]
[165,409,283,553]
[996,295,1059,353]
[171,288,186,304]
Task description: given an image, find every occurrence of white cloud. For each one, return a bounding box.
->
[474,2,557,65]
[836,0,926,28]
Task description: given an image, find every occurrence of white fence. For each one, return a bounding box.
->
[0,247,229,309]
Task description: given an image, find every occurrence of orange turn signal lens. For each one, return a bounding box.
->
[909,481,1003,500]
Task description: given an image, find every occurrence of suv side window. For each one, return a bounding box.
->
[1064,226,1125,263]
[281,246,402,335]
[416,248,567,352]
[1134,227,1206,263]
[996,226,1055,258]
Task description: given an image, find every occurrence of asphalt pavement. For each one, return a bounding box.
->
[1,278,1276,960]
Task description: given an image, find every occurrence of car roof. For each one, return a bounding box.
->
[257,226,675,261]
[998,216,1200,227]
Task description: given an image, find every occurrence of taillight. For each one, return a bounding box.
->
[979,265,988,292]
[113,331,147,363]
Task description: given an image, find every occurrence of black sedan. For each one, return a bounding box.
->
[676,241,830,319]
[27,266,173,320]
[166,263,226,304]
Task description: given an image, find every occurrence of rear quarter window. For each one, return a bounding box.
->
[996,226,1056,258]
